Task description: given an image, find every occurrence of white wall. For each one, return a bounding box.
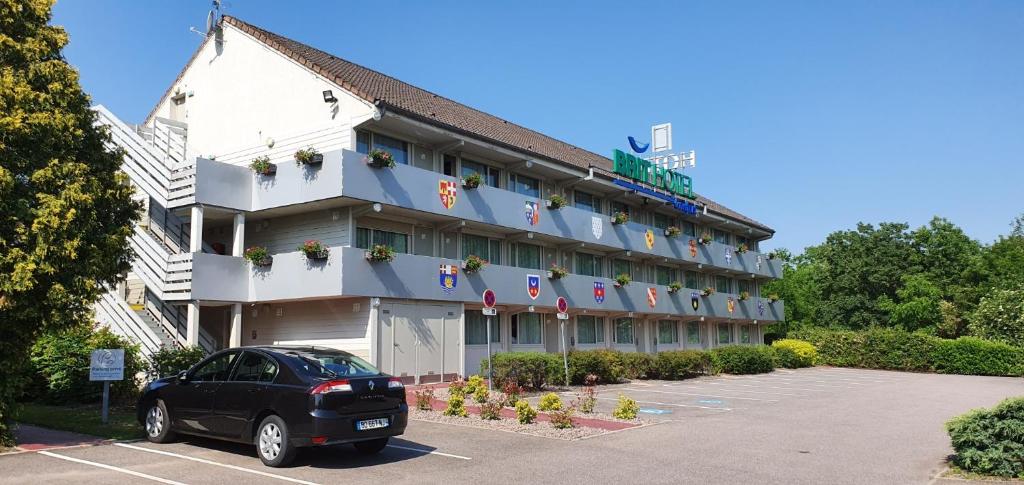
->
[243,297,372,360]
[247,208,351,254]
[147,23,373,164]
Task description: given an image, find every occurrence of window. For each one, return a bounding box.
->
[685,270,700,290]
[356,131,409,165]
[284,349,381,378]
[461,159,500,188]
[443,154,456,176]
[465,310,500,344]
[576,315,604,345]
[574,191,601,213]
[508,173,540,197]
[613,259,631,279]
[511,313,542,345]
[656,266,676,285]
[687,322,701,345]
[614,318,634,345]
[609,201,630,217]
[653,213,672,230]
[736,235,749,249]
[356,227,409,253]
[658,320,678,344]
[462,233,499,264]
[191,352,239,382]
[575,252,602,277]
[682,221,697,237]
[511,242,541,270]
[738,279,751,296]
[231,352,277,383]
[713,229,731,245]
[717,323,732,345]
[741,325,751,344]
[716,275,731,294]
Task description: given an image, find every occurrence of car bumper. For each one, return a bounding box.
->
[293,404,408,447]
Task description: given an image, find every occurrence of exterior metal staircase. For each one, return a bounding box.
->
[91,106,215,356]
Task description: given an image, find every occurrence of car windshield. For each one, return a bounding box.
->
[283,349,381,378]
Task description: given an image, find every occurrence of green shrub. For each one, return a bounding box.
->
[465,375,485,396]
[482,352,561,390]
[791,327,937,371]
[30,323,144,405]
[619,352,656,379]
[443,395,468,417]
[710,345,776,374]
[548,405,575,429]
[148,345,206,378]
[567,349,623,385]
[472,385,489,404]
[515,400,537,424]
[479,399,502,420]
[932,337,1024,377]
[654,350,711,379]
[448,378,466,398]
[538,392,562,411]
[612,394,639,420]
[790,328,864,367]
[946,396,1024,478]
[771,339,818,368]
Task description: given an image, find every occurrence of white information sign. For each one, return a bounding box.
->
[90,349,125,382]
[482,307,497,316]
[556,312,569,320]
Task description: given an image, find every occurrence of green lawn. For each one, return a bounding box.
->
[15,402,144,441]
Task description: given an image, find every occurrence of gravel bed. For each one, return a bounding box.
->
[409,408,610,440]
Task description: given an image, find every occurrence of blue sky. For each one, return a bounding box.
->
[53,1,1024,253]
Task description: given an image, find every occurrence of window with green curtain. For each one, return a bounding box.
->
[653,213,672,230]
[718,323,732,344]
[656,266,675,285]
[716,275,731,294]
[576,315,603,344]
[512,313,542,345]
[682,221,696,237]
[515,243,541,270]
[356,227,407,253]
[355,227,371,249]
[687,322,701,344]
[685,270,699,289]
[465,310,499,344]
[738,279,751,295]
[741,325,751,344]
[614,318,634,345]
[658,320,678,344]
[488,240,501,265]
[462,233,490,261]
[613,259,631,279]
[713,229,731,245]
[575,252,596,277]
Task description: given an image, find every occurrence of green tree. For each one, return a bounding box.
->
[877,274,943,332]
[761,247,822,331]
[969,288,1024,347]
[0,0,139,445]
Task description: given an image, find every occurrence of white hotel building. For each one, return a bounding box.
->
[95,16,784,383]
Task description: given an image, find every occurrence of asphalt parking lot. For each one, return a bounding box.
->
[4,367,1023,485]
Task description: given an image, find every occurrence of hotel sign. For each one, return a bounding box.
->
[612,149,695,200]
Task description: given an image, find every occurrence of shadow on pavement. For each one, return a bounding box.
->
[175,435,440,469]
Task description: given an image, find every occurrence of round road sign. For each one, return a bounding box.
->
[556,296,568,314]
[482,289,497,308]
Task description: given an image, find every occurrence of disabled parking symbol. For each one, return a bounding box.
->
[638,408,672,415]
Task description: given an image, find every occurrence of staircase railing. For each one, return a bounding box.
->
[129,226,192,301]
[144,288,215,353]
[95,291,163,359]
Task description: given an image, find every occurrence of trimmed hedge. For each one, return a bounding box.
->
[566,349,622,385]
[481,351,561,390]
[771,339,817,368]
[791,328,1024,376]
[655,350,711,379]
[484,348,721,387]
[710,345,776,374]
[946,396,1024,478]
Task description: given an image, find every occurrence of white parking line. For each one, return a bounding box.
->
[39,450,187,485]
[620,387,779,402]
[386,444,471,460]
[732,376,861,387]
[704,381,833,393]
[595,396,732,411]
[114,443,319,484]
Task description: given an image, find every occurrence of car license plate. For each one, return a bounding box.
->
[356,418,389,431]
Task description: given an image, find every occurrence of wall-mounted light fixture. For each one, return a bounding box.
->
[322,90,337,103]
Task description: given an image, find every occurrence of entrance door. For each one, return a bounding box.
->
[378,302,456,383]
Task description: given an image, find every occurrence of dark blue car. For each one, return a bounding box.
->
[137,345,408,467]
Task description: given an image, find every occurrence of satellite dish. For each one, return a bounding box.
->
[205,9,216,34]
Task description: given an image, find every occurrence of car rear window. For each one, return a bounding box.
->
[283,349,381,378]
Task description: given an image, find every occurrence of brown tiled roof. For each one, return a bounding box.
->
[210,16,772,233]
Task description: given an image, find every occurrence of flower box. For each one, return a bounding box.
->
[614,273,631,287]
[243,246,273,267]
[546,194,567,210]
[461,172,482,189]
[298,240,330,260]
[366,149,395,169]
[547,265,568,280]
[736,244,749,254]
[295,147,323,166]
[365,244,396,263]
[738,291,750,301]
[667,282,683,294]
[249,156,277,176]
[699,233,713,246]
[664,226,681,238]
[701,287,716,297]
[611,211,629,225]
[462,255,487,274]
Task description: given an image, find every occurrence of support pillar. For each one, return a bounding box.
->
[231,212,245,256]
[229,303,242,348]
[189,205,204,253]
[186,302,200,347]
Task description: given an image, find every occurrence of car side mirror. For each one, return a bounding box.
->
[177,370,189,383]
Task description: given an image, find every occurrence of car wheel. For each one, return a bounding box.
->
[144,400,176,443]
[353,437,389,454]
[256,415,297,467]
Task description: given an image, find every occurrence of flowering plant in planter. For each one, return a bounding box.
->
[698,232,713,245]
[365,244,396,263]
[462,254,487,274]
[294,147,323,166]
[249,156,276,176]
[547,264,568,280]
[243,246,272,266]
[736,244,749,254]
[664,226,681,237]
[546,194,567,210]
[767,251,777,260]
[701,286,716,297]
[366,149,395,168]
[614,273,631,287]
[738,291,750,301]
[297,240,329,260]
[768,293,780,303]
[461,172,482,189]
[667,281,683,294]
[611,211,629,225]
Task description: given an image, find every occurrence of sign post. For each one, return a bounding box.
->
[90,349,125,425]
[556,297,570,386]
[482,289,497,390]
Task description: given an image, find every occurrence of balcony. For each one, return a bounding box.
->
[190,247,782,322]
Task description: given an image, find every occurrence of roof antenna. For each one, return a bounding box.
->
[189,1,225,40]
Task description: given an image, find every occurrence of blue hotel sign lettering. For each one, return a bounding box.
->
[612,148,697,215]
